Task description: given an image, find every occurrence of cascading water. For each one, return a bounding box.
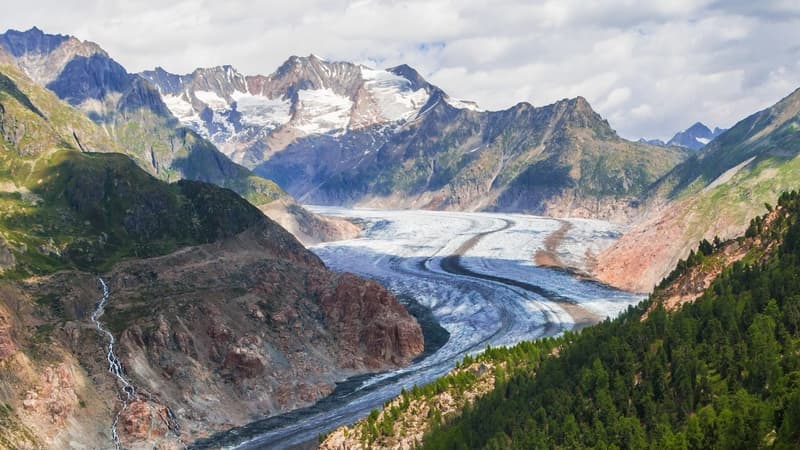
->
[90,277,136,450]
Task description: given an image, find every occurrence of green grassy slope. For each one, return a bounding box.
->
[655,88,800,200]
[0,63,269,276]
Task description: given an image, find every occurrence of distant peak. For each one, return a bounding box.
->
[0,27,71,57]
[387,64,431,91]
[667,121,723,150]
[687,122,712,133]
[574,95,590,105]
[555,96,595,115]
[388,63,418,74]
[275,55,304,75]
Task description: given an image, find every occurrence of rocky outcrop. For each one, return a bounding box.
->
[320,273,424,368]
[259,198,360,245]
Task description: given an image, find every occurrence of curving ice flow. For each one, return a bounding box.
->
[219,208,643,450]
[91,278,136,450]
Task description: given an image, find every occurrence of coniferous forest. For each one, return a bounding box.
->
[421,192,800,449]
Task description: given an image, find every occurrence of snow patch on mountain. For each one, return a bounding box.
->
[360,66,429,122]
[231,91,292,128]
[294,88,353,135]
[194,90,229,110]
[445,96,483,112]
[162,94,194,119]
[163,94,204,129]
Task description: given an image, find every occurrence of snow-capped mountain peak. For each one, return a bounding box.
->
[141,57,485,164]
[666,121,726,150]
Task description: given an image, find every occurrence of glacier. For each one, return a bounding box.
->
[208,208,643,450]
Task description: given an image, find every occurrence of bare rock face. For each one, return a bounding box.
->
[57,224,421,444]
[321,274,424,368]
[222,335,268,378]
[259,198,361,246]
[118,400,172,442]
[0,219,424,449]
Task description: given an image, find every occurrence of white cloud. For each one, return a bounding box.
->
[1,0,799,140]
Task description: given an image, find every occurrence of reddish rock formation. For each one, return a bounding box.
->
[322,274,424,368]
[66,223,425,443]
[119,400,173,442]
[1,217,424,448]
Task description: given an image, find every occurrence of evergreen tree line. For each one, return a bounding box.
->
[421,191,800,449]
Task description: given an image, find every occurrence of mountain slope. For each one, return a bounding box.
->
[0,27,284,206]
[596,87,800,292]
[146,60,689,219]
[0,65,423,449]
[414,191,800,449]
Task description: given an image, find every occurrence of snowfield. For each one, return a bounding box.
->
[360,66,430,122]
[227,208,643,449]
[230,91,292,128]
[294,88,354,135]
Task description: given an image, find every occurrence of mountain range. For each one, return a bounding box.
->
[0,27,360,246]
[1,24,800,449]
[140,57,690,219]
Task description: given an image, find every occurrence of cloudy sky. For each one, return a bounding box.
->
[3,0,800,140]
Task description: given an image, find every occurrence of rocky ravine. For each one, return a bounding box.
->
[0,222,423,449]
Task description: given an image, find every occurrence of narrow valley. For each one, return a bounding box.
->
[195,208,641,449]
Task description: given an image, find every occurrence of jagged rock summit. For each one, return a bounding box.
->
[666,121,726,150]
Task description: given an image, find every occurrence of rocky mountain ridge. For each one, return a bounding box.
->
[144,57,690,220]
[140,58,440,168]
[0,27,362,245]
[1,27,692,221]
[0,27,284,206]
